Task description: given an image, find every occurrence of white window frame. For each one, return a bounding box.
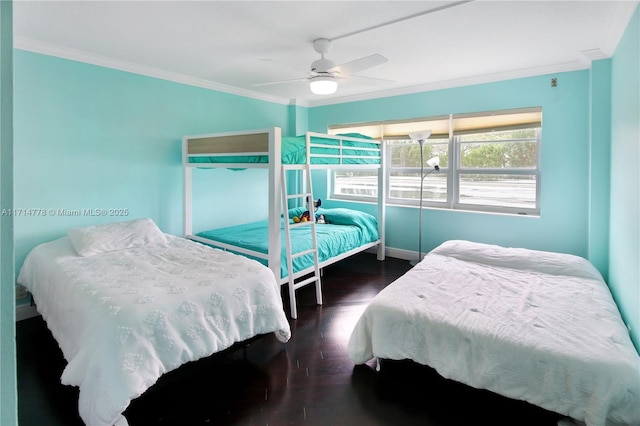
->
[329,107,542,216]
[451,128,540,215]
[385,137,450,208]
[330,169,379,203]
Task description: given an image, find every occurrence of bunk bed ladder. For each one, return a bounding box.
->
[281,166,322,319]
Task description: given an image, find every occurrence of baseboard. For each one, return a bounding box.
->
[364,246,416,262]
[16,304,40,322]
[383,247,416,261]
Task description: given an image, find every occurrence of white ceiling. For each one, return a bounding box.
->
[12,1,638,107]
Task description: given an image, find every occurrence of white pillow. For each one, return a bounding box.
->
[67,218,168,256]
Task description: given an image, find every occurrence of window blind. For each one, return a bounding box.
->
[329,107,541,140]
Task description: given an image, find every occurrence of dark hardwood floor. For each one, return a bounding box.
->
[17,253,563,426]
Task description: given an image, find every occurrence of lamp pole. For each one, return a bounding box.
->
[408,130,436,267]
[411,139,425,267]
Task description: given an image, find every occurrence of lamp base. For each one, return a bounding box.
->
[409,259,420,267]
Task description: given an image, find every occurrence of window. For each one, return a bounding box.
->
[332,170,378,199]
[387,138,448,206]
[455,128,539,212]
[329,107,541,216]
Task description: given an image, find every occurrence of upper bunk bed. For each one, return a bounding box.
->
[187,130,381,167]
[182,127,386,318]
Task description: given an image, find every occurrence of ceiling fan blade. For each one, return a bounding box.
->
[252,77,308,87]
[329,54,388,76]
[349,74,395,84]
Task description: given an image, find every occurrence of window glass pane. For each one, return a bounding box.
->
[459,129,538,169]
[458,174,536,209]
[389,139,448,168]
[458,128,537,141]
[389,173,447,202]
[333,170,377,198]
[460,141,537,168]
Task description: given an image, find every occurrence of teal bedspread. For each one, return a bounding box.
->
[195,208,379,278]
[189,134,379,165]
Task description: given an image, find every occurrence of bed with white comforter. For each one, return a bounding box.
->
[347,240,640,426]
[17,218,291,426]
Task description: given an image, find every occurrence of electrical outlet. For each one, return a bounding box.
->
[15,285,28,300]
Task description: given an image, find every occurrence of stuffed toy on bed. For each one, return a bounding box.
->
[293,198,325,223]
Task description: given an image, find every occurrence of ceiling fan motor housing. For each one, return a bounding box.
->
[311,57,336,74]
[313,38,332,55]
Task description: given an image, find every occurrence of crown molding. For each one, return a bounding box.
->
[307,60,591,107]
[15,13,632,111]
[289,98,310,108]
[581,48,609,63]
[14,36,293,106]
[599,0,639,57]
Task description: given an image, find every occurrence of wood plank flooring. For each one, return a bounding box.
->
[17,252,563,426]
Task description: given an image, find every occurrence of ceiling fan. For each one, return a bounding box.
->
[253,38,391,95]
[252,2,475,96]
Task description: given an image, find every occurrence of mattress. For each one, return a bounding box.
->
[347,240,640,426]
[188,133,380,165]
[17,233,291,426]
[196,208,379,278]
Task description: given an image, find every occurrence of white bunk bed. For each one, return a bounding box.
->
[182,127,385,318]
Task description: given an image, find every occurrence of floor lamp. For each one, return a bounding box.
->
[408,130,440,266]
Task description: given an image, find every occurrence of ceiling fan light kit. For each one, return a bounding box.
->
[309,75,338,95]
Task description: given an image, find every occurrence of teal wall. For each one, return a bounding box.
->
[0,2,17,425]
[609,6,639,348]
[588,59,612,279]
[287,102,309,136]
[13,50,292,272]
[310,72,592,258]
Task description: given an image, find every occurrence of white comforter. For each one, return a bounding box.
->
[17,235,291,426]
[348,240,640,426]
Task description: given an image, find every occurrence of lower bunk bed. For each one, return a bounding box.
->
[347,239,640,426]
[189,206,381,317]
[17,218,291,426]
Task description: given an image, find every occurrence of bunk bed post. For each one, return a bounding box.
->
[182,136,193,237]
[377,137,386,261]
[268,127,282,283]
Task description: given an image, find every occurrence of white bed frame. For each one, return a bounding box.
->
[182,127,386,317]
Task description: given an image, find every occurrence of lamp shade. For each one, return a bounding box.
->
[310,76,338,95]
[426,156,440,168]
[408,130,432,141]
